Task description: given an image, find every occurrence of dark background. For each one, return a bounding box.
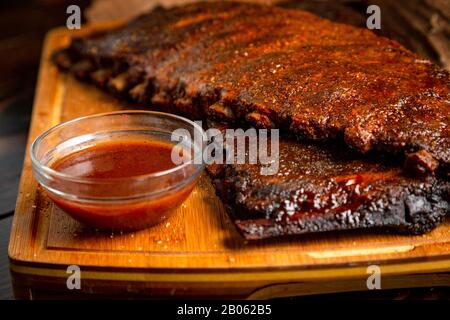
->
[0,0,449,300]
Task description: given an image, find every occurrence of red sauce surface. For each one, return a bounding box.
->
[47,139,196,231]
[52,140,176,178]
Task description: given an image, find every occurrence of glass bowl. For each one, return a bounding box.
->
[30,110,206,231]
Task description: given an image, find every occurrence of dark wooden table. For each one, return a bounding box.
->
[0,0,89,300]
[0,0,448,300]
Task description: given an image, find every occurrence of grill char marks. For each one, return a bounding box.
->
[52,1,450,176]
[207,132,450,239]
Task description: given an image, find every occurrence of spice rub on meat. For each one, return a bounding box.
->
[53,1,450,176]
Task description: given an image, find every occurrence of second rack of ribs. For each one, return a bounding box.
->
[206,131,449,239]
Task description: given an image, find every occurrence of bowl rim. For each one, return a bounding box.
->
[30,110,206,185]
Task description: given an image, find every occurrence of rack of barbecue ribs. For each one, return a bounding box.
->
[53,1,450,239]
[206,126,449,239]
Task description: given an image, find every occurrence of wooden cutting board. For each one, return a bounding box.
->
[8,24,450,299]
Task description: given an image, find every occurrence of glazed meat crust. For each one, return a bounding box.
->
[207,133,450,239]
[52,2,450,239]
[53,1,450,175]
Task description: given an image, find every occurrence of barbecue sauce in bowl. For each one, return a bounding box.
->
[31,111,205,231]
[47,139,197,231]
[52,140,176,179]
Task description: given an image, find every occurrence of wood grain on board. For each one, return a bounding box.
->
[8,23,450,299]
